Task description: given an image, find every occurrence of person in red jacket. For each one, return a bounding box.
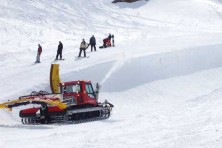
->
[103,38,111,48]
[35,44,42,63]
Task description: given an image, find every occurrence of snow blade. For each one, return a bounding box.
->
[0,97,67,111]
[50,64,61,93]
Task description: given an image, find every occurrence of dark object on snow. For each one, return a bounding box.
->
[111,34,115,47]
[36,44,42,63]
[89,35,96,52]
[55,41,63,60]
[112,0,141,3]
[55,59,65,61]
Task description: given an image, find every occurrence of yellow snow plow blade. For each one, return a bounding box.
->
[0,98,67,111]
[0,104,9,109]
[50,64,61,94]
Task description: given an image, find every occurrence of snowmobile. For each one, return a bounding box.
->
[0,64,113,124]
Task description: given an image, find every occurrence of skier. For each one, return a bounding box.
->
[78,39,88,57]
[89,35,96,52]
[35,44,42,63]
[55,41,63,60]
[111,34,115,47]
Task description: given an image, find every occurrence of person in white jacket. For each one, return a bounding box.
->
[78,39,88,57]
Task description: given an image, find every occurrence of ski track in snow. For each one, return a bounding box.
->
[1,0,222,148]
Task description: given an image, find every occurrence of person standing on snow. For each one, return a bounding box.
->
[35,44,42,63]
[55,41,63,60]
[89,35,96,52]
[78,39,88,57]
[108,33,112,41]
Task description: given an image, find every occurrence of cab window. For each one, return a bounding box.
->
[85,83,95,98]
[63,84,81,93]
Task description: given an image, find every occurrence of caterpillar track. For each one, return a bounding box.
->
[21,103,113,125]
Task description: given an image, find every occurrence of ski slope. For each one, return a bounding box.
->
[1,0,222,147]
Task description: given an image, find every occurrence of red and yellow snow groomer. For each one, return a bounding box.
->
[0,64,113,124]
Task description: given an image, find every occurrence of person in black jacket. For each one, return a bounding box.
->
[55,41,63,60]
[89,35,96,52]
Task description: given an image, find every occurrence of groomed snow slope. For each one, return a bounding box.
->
[1,0,222,147]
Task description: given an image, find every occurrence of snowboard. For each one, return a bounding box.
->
[75,56,90,60]
[52,59,65,63]
[54,59,65,61]
[99,45,113,49]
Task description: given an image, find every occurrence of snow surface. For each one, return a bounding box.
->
[1,0,222,147]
